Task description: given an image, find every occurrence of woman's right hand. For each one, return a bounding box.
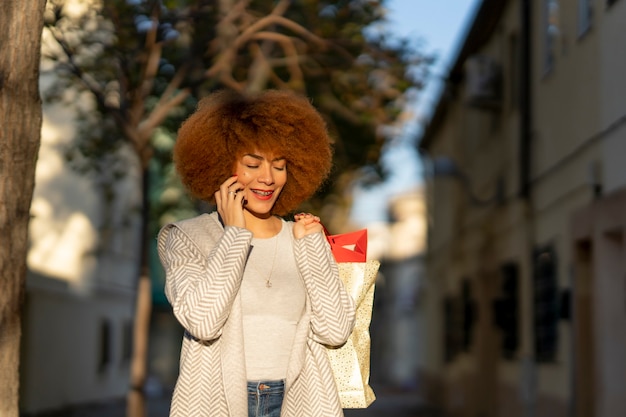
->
[215,175,246,228]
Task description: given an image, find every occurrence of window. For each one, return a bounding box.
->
[533,246,559,362]
[98,319,112,373]
[442,279,476,362]
[578,0,593,37]
[494,263,519,360]
[544,0,560,72]
[121,319,133,365]
[443,296,463,362]
[461,279,475,352]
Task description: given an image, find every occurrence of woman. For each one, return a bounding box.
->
[157,89,356,417]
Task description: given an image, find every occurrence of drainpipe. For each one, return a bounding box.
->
[519,2,537,417]
[520,0,532,199]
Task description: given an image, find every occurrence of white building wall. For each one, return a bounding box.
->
[21,55,142,414]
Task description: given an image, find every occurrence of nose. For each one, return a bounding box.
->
[257,163,274,185]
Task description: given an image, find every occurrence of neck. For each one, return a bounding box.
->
[244,211,281,238]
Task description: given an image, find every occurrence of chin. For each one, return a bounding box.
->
[245,203,275,217]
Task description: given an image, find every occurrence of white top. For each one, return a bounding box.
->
[241,220,306,380]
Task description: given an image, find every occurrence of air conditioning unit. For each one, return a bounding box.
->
[464,55,502,110]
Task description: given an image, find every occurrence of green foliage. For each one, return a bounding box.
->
[43,0,433,225]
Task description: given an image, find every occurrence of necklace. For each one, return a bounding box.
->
[264,235,279,288]
[249,224,280,288]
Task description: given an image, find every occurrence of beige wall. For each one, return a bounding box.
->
[572,189,626,417]
[20,276,134,413]
[600,2,626,193]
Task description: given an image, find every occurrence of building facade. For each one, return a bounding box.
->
[418,1,626,417]
[20,21,143,413]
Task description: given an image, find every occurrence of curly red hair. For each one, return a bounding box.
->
[173,89,333,215]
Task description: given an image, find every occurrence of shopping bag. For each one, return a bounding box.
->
[326,229,367,262]
[325,228,378,408]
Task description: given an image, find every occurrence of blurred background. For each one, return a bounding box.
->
[8,0,626,416]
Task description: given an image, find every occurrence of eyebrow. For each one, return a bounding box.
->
[244,153,286,162]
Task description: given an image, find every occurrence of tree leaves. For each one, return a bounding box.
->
[43,0,433,216]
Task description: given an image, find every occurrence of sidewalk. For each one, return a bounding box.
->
[26,387,443,417]
[344,388,444,417]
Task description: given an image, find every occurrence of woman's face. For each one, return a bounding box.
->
[233,151,287,217]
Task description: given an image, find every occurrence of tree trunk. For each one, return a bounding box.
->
[0,1,46,416]
[127,168,153,417]
[127,275,152,417]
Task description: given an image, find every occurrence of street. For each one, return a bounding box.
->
[27,387,444,417]
[344,388,444,417]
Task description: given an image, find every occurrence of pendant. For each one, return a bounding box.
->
[265,279,272,288]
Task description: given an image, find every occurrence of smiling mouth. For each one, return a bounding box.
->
[251,189,273,197]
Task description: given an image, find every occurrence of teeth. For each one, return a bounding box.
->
[253,190,272,196]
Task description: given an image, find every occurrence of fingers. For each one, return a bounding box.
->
[294,212,320,224]
[293,212,323,239]
[219,175,243,201]
[216,175,246,228]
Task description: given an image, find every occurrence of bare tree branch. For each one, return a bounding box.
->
[130,14,161,129]
[206,11,327,83]
[237,14,326,50]
[248,32,304,87]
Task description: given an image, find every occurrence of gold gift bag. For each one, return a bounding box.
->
[326,260,379,408]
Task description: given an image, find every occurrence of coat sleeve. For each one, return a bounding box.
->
[293,231,356,347]
[157,223,253,341]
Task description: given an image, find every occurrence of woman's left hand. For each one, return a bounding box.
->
[293,213,323,239]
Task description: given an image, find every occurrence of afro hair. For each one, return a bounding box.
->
[173,89,333,216]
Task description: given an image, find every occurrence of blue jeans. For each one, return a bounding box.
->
[247,380,285,417]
